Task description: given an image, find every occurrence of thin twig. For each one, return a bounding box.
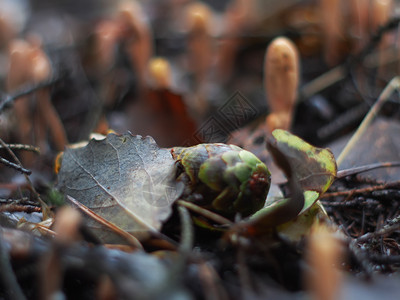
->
[300,65,345,101]
[321,199,379,207]
[348,239,373,277]
[369,254,400,264]
[357,17,400,63]
[321,180,400,198]
[0,197,36,205]
[0,156,31,174]
[337,76,400,167]
[177,205,194,254]
[356,216,400,243]
[177,200,233,226]
[0,144,40,154]
[337,162,400,178]
[0,204,41,213]
[0,77,59,113]
[0,137,51,219]
[23,223,57,237]
[386,214,400,227]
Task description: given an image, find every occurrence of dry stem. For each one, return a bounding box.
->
[337,76,400,166]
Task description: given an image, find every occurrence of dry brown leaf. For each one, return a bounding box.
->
[56,133,183,241]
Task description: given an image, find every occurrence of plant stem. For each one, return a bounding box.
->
[0,144,40,153]
[0,78,59,112]
[0,138,51,219]
[356,215,400,243]
[177,205,193,254]
[0,157,31,174]
[177,200,233,226]
[337,76,400,167]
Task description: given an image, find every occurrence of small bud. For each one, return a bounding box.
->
[148,57,172,89]
[264,37,299,131]
[186,2,212,34]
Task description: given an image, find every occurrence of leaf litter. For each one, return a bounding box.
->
[1,2,400,299]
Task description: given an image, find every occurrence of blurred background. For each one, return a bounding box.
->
[0,0,399,170]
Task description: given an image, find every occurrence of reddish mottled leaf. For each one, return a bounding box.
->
[246,130,335,234]
[271,129,337,194]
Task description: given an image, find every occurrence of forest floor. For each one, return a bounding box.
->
[1,0,400,299]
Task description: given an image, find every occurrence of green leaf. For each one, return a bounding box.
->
[276,201,328,242]
[301,190,320,213]
[249,190,318,227]
[56,133,183,242]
